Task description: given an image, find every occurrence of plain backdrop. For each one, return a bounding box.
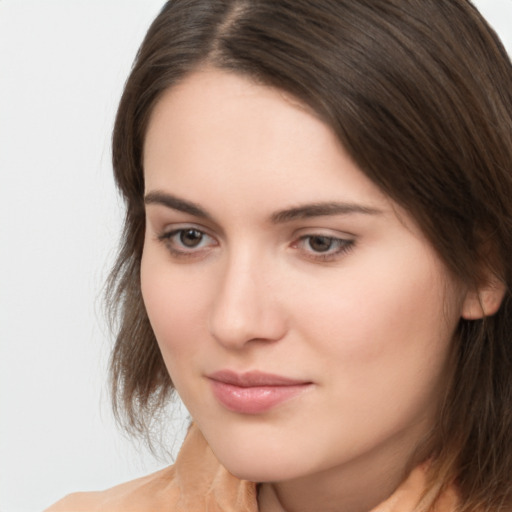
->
[0,1,511,511]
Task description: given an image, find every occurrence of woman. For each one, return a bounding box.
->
[48,0,512,511]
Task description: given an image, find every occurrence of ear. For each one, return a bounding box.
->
[461,274,506,320]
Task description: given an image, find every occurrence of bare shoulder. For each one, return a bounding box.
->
[44,465,178,512]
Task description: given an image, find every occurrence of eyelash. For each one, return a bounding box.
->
[157,228,355,262]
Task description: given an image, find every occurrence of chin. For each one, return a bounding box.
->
[193,408,322,483]
[219,454,303,483]
[205,431,312,483]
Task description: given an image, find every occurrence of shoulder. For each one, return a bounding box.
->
[44,424,258,512]
[44,465,179,512]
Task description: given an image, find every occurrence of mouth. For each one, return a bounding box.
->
[207,370,313,414]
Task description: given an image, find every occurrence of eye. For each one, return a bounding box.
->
[306,235,337,253]
[294,234,354,261]
[177,228,205,248]
[157,227,217,257]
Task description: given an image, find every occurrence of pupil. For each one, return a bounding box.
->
[309,236,332,252]
[180,229,202,248]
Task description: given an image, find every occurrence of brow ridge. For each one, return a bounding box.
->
[144,191,211,219]
[144,191,381,224]
[271,202,382,223]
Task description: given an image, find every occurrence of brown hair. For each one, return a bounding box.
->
[108,1,512,509]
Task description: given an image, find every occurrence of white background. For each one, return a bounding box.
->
[0,1,511,511]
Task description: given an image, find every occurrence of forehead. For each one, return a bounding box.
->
[143,69,392,213]
[144,69,325,171]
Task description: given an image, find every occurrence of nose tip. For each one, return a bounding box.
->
[208,262,286,350]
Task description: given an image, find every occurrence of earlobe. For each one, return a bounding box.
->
[461,276,507,320]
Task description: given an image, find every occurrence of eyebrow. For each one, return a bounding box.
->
[144,191,382,223]
[144,191,212,220]
[270,202,382,223]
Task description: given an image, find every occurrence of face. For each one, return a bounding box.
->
[141,69,468,484]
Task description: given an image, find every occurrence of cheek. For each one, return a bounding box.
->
[295,250,460,387]
[140,250,210,364]
[295,269,459,457]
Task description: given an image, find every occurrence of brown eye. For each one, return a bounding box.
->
[158,227,217,259]
[295,234,355,262]
[307,235,334,253]
[179,229,204,248]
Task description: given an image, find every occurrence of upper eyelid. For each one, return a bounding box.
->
[297,233,349,242]
[161,227,215,242]
[157,222,216,238]
[292,227,356,240]
[145,205,224,237]
[294,234,353,249]
[154,221,356,245]
[146,203,360,234]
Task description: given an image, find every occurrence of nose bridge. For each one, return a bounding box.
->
[209,243,284,348]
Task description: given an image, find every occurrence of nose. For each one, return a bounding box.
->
[208,251,287,350]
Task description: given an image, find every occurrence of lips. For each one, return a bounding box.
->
[207,370,312,414]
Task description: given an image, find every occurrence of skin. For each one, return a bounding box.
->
[141,69,474,512]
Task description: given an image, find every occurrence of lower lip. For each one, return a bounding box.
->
[209,380,311,414]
